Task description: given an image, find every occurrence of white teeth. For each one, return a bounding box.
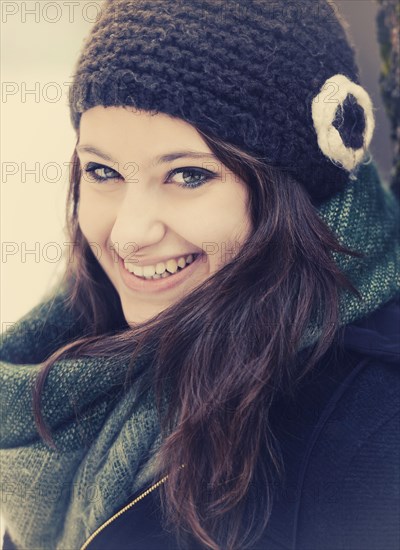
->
[124,253,197,278]
[143,265,156,277]
[133,265,144,277]
[166,258,178,274]
[123,263,135,274]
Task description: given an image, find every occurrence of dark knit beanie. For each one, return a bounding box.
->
[69,0,375,202]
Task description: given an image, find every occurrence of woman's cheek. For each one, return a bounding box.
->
[77,198,97,241]
[78,188,113,241]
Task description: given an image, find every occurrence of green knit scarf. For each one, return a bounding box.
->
[1,160,399,550]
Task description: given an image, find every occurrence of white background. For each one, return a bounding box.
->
[1,1,98,327]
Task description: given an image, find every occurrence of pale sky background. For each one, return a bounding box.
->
[1,0,393,324]
[1,1,97,328]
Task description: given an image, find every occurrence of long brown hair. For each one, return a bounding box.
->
[32,125,363,550]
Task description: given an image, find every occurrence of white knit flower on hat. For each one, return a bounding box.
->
[311,74,375,171]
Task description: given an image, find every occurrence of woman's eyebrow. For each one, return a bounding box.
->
[76,145,218,166]
[76,145,115,162]
[151,151,218,166]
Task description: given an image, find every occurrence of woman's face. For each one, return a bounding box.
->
[77,106,251,326]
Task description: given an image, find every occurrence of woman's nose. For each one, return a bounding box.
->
[109,183,166,258]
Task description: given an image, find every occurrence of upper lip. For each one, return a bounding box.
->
[120,252,199,266]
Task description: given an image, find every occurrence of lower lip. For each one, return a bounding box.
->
[118,254,204,293]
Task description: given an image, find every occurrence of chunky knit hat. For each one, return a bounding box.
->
[69,0,375,202]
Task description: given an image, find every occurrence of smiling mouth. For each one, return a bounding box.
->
[118,252,205,292]
[123,253,201,280]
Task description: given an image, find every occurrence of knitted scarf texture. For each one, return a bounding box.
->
[1,160,399,550]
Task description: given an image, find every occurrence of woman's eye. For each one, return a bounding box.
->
[82,162,217,189]
[83,162,121,183]
[166,167,217,189]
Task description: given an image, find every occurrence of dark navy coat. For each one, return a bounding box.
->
[3,298,399,550]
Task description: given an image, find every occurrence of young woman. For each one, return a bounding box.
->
[1,1,399,549]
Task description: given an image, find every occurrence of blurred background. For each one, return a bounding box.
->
[1,1,96,327]
[1,0,398,327]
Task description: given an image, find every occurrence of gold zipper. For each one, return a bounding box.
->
[80,464,185,550]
